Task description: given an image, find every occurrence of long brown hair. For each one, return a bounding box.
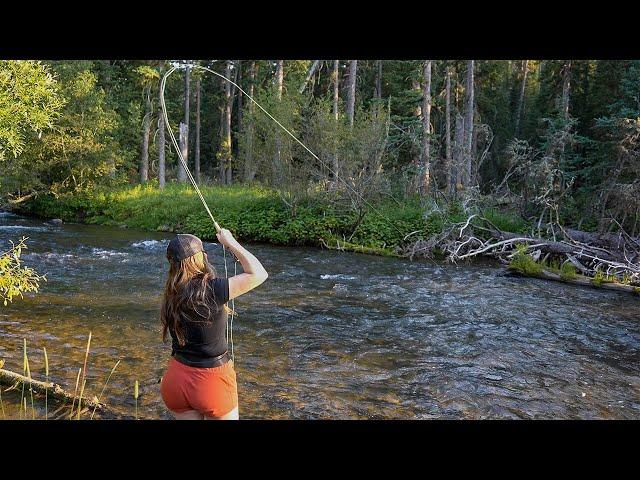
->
[160,251,221,347]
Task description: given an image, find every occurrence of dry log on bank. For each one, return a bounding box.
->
[0,367,145,420]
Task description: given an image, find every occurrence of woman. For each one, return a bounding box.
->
[160,229,268,420]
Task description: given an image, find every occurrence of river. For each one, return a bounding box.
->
[1,211,638,419]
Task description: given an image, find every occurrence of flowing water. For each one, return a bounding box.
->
[1,211,638,419]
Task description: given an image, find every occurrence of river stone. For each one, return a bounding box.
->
[50,218,63,225]
[485,374,503,381]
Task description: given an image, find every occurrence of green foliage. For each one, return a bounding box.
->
[0,237,46,306]
[560,262,577,281]
[22,184,442,255]
[0,60,63,161]
[508,244,542,276]
[591,270,616,286]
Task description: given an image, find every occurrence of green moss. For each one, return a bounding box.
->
[560,262,577,281]
[592,270,607,286]
[508,244,542,276]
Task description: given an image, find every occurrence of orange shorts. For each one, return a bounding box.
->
[160,356,238,418]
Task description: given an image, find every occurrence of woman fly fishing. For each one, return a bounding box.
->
[159,229,268,420]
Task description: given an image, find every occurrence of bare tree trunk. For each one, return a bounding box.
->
[237,61,243,136]
[158,97,166,189]
[274,60,284,175]
[332,60,339,121]
[375,60,382,99]
[445,65,453,196]
[177,68,190,183]
[346,60,357,126]
[179,121,188,181]
[332,60,340,180]
[244,61,257,182]
[420,60,432,195]
[140,85,151,183]
[453,113,464,194]
[299,60,321,94]
[275,60,284,100]
[562,60,571,121]
[463,60,475,188]
[514,60,529,136]
[194,76,201,184]
[220,61,233,184]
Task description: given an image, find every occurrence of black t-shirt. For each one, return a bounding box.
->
[169,277,230,367]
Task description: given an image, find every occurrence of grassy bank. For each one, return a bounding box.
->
[17,183,528,257]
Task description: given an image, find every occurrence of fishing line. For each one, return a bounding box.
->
[159,62,410,363]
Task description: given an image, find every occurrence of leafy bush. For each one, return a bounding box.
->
[0,237,46,306]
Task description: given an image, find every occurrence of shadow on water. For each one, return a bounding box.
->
[1,212,639,419]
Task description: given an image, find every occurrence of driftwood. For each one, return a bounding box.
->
[402,214,640,294]
[0,367,144,420]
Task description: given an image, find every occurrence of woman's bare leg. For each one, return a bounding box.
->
[174,409,205,420]
[204,407,239,420]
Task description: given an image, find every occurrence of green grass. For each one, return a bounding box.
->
[20,183,531,258]
[21,183,432,255]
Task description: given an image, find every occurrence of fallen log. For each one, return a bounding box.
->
[564,228,640,252]
[0,367,146,420]
[506,266,640,295]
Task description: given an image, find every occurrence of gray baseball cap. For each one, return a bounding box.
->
[166,234,205,261]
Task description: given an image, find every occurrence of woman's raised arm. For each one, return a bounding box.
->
[216,229,268,300]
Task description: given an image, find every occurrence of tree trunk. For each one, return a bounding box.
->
[453,113,465,194]
[463,60,475,188]
[237,61,243,136]
[176,66,190,183]
[332,60,340,180]
[562,60,571,121]
[445,65,453,196]
[220,61,233,184]
[140,85,151,183]
[244,61,257,182]
[179,121,188,181]
[195,76,201,184]
[274,60,284,174]
[158,96,166,189]
[515,60,528,136]
[332,60,340,121]
[420,60,432,195]
[299,60,321,94]
[346,60,357,126]
[375,60,382,99]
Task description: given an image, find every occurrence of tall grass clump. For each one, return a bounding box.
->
[134,380,139,420]
[69,367,81,419]
[75,332,92,420]
[0,359,5,419]
[43,347,49,420]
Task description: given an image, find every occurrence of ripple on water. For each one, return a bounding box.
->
[2,214,640,419]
